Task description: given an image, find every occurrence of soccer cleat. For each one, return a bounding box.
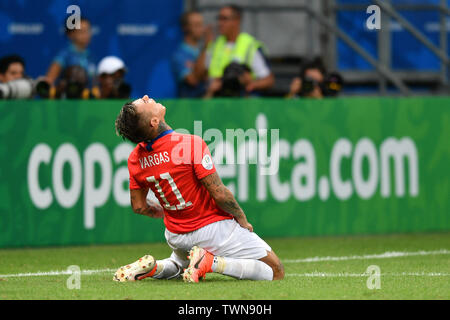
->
[113,255,157,282]
[182,246,214,283]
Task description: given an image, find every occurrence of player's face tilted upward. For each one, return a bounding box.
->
[133,94,167,133]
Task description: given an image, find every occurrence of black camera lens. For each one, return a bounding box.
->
[324,72,343,97]
[35,80,50,98]
[66,81,84,99]
[301,79,315,94]
[219,62,249,97]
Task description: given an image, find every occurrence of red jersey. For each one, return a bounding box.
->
[128,130,233,234]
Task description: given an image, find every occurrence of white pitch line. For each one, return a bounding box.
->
[0,268,115,278]
[0,249,449,279]
[282,249,450,263]
[286,272,450,278]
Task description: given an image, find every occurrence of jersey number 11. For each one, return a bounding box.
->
[146,172,193,211]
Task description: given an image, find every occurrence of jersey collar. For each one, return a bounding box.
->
[145,129,174,151]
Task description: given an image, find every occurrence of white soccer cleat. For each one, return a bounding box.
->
[113,255,157,282]
[182,246,214,283]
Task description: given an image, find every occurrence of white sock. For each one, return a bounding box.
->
[151,259,181,280]
[211,256,273,281]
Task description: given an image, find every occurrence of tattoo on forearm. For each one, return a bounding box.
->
[134,205,159,218]
[131,191,162,218]
[201,173,245,220]
[220,193,244,219]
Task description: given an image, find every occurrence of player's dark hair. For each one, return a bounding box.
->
[0,54,25,74]
[223,4,242,20]
[115,102,149,144]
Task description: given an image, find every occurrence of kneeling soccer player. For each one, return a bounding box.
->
[113,95,284,282]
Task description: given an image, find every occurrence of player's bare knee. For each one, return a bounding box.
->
[260,250,284,280]
[272,262,284,280]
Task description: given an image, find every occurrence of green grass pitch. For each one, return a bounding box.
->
[0,232,449,300]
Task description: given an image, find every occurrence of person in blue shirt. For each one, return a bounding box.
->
[172,11,212,98]
[45,17,96,87]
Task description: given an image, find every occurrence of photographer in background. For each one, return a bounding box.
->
[0,54,33,99]
[94,56,131,99]
[45,17,96,87]
[0,54,50,99]
[54,65,91,99]
[172,11,212,98]
[0,55,25,83]
[287,57,343,99]
[200,5,274,98]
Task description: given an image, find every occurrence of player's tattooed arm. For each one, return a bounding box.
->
[130,188,164,219]
[201,172,253,232]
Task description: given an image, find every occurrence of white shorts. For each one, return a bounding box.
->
[164,219,272,269]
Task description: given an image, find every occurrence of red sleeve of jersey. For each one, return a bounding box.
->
[192,135,216,180]
[129,171,141,190]
[128,149,142,190]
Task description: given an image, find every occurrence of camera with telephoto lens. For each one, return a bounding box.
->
[55,65,89,99]
[322,72,343,97]
[0,77,51,99]
[299,76,321,96]
[217,62,251,97]
[300,71,343,97]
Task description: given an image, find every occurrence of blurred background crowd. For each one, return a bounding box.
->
[0,0,449,100]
